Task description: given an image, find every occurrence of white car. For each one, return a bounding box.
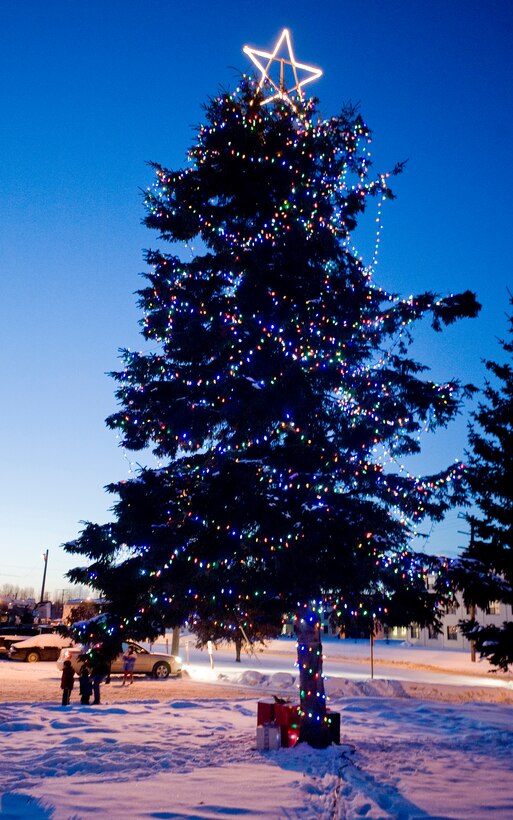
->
[8,633,74,663]
[57,641,182,679]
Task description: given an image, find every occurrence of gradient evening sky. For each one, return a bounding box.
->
[1,1,512,598]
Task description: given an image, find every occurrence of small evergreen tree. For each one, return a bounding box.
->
[456,297,513,670]
[64,45,479,745]
[190,599,283,663]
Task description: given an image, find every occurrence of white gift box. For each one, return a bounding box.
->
[256,722,281,751]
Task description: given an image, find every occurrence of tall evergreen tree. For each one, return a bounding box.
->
[456,298,513,670]
[64,46,479,745]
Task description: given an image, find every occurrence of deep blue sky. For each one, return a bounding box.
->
[1,1,512,597]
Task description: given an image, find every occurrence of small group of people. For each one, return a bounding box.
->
[60,645,136,706]
[60,660,94,706]
[60,657,108,706]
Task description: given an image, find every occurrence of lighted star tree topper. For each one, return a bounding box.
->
[243,28,322,106]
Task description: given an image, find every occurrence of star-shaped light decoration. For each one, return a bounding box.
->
[243,28,322,107]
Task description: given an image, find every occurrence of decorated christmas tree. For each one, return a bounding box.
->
[64,30,479,746]
[455,297,513,670]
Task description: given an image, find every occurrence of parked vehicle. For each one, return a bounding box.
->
[8,633,74,663]
[56,641,182,679]
[0,625,57,656]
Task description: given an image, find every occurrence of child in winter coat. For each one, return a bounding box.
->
[60,660,75,706]
[122,645,136,686]
[79,666,93,705]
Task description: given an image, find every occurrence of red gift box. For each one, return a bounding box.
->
[274,702,300,729]
[257,700,275,725]
[282,726,300,748]
[274,703,300,747]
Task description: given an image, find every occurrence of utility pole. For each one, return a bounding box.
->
[468,517,477,663]
[458,515,477,662]
[39,550,49,605]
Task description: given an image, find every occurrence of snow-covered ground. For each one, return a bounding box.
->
[1,638,513,818]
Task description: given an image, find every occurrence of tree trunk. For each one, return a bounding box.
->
[171,626,180,656]
[295,610,331,748]
[235,634,242,663]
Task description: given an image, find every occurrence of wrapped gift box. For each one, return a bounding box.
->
[327,710,340,745]
[282,726,300,748]
[256,722,281,751]
[274,703,300,729]
[274,703,300,747]
[257,699,275,725]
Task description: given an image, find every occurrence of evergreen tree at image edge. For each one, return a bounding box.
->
[454,297,513,670]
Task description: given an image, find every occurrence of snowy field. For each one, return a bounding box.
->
[1,638,513,819]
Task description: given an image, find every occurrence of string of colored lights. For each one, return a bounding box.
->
[64,68,477,682]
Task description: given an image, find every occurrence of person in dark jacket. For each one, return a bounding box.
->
[90,656,110,704]
[79,666,93,705]
[60,660,75,706]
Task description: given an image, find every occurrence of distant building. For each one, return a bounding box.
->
[316,570,512,650]
[62,598,106,624]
